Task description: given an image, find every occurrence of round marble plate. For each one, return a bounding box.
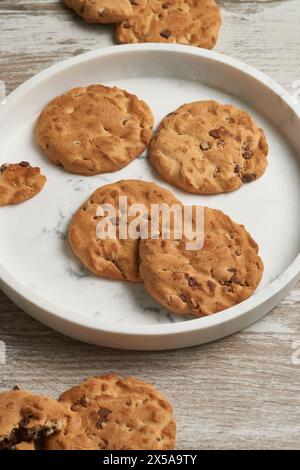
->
[0,44,299,350]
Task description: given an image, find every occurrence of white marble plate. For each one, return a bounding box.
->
[0,44,300,350]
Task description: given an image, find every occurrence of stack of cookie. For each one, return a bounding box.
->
[64,0,222,49]
[0,375,176,451]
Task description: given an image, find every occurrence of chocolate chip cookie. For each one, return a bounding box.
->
[0,162,46,207]
[64,0,133,24]
[0,389,70,450]
[149,100,268,194]
[68,180,181,282]
[35,85,154,176]
[117,0,222,49]
[45,374,176,450]
[139,206,264,316]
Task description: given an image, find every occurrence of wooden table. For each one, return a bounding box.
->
[1,0,300,450]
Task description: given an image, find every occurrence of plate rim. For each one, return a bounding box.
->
[0,43,300,338]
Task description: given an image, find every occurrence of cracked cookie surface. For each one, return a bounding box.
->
[64,0,133,24]
[68,180,181,282]
[139,207,264,316]
[35,85,154,176]
[149,100,268,194]
[0,389,70,450]
[45,374,176,450]
[117,0,221,49]
[0,162,46,207]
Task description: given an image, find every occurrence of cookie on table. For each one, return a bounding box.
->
[139,207,264,317]
[117,0,221,49]
[64,0,133,24]
[68,180,181,282]
[0,389,70,450]
[35,85,154,176]
[149,100,268,194]
[45,374,176,450]
[0,162,46,207]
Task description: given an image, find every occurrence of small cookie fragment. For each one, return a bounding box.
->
[0,162,46,207]
[68,180,181,282]
[0,389,70,450]
[139,207,264,316]
[45,374,176,450]
[64,0,133,24]
[117,0,222,49]
[149,100,268,194]
[35,85,154,176]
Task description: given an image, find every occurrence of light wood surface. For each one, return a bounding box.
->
[1,0,300,450]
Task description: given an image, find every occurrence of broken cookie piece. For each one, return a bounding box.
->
[0,162,46,207]
[0,389,70,450]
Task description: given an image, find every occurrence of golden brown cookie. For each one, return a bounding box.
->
[35,85,154,176]
[64,0,133,24]
[139,206,264,316]
[149,100,269,194]
[0,389,70,450]
[68,180,181,282]
[0,162,46,207]
[117,0,221,49]
[45,374,176,450]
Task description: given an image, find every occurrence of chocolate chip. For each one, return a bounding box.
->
[160,29,171,39]
[13,385,20,391]
[123,22,131,29]
[234,164,240,174]
[209,129,221,139]
[71,395,88,411]
[0,163,8,173]
[19,161,30,167]
[242,150,253,160]
[130,0,139,5]
[162,2,170,8]
[242,173,256,183]
[200,141,211,150]
[207,280,216,291]
[79,395,88,407]
[96,408,111,429]
[19,414,36,428]
[188,276,197,287]
[179,293,187,303]
[220,280,231,287]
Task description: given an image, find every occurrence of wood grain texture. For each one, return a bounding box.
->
[0,0,300,450]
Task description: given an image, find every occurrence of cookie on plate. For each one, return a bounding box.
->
[35,85,154,176]
[139,206,264,316]
[0,389,70,450]
[149,100,268,194]
[0,162,46,207]
[45,374,176,450]
[117,0,221,49]
[68,179,181,282]
[64,0,133,24]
